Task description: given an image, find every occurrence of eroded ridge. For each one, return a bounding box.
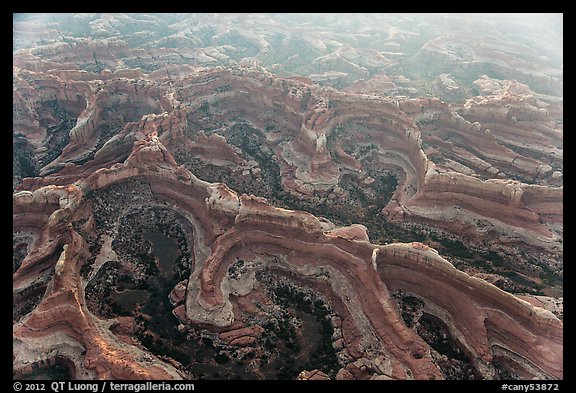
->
[13,18,562,378]
[13,128,562,380]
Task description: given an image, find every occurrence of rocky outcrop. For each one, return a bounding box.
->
[13,129,563,379]
[14,17,562,380]
[297,369,331,380]
[13,228,184,380]
[376,242,562,379]
[14,62,562,262]
[218,325,264,346]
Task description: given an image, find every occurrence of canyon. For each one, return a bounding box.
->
[13,13,562,381]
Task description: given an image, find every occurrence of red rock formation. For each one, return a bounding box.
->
[15,62,562,260]
[13,42,562,380]
[14,228,184,379]
[218,326,264,346]
[297,369,331,380]
[376,243,562,379]
[185,131,247,166]
[13,117,563,382]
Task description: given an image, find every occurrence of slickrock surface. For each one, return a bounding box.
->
[14,13,562,381]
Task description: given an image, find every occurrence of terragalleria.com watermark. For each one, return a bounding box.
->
[13,381,195,393]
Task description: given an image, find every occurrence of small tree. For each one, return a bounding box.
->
[215,352,229,364]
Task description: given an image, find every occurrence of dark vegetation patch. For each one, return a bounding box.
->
[392,290,424,329]
[18,357,75,380]
[37,100,75,171]
[13,245,62,322]
[13,241,29,274]
[256,271,340,380]
[417,313,478,380]
[392,291,478,380]
[13,135,39,189]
